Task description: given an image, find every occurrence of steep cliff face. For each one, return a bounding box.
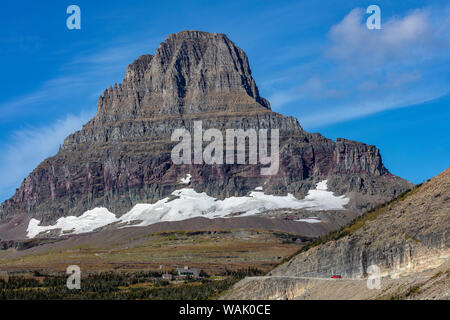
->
[94,31,270,123]
[222,168,449,300]
[0,31,411,231]
[270,168,449,280]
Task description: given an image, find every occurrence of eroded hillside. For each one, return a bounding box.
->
[222,168,450,299]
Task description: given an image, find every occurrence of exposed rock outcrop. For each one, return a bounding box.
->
[222,168,450,299]
[0,31,412,236]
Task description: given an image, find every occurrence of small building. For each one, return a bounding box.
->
[162,273,173,281]
[177,266,199,278]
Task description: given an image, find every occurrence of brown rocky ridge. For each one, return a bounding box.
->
[0,31,412,240]
[221,168,450,300]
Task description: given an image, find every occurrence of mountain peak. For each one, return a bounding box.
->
[0,31,412,238]
[97,30,270,122]
[164,30,228,41]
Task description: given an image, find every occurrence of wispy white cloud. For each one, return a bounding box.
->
[0,36,161,120]
[0,112,94,201]
[269,6,450,128]
[0,35,162,201]
[295,77,346,100]
[269,91,300,110]
[299,89,447,128]
[327,8,438,67]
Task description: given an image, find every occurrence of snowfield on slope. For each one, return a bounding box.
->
[27,208,118,238]
[26,180,349,238]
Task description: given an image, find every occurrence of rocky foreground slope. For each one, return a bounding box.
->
[0,31,411,240]
[222,168,450,299]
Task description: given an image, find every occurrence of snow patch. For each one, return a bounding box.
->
[302,180,348,211]
[180,174,192,184]
[315,180,328,191]
[295,218,322,223]
[26,180,348,238]
[26,207,117,238]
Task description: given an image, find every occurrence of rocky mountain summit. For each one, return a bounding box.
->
[0,31,412,239]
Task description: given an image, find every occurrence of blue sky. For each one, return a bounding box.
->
[0,0,449,202]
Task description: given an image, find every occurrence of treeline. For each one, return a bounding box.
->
[0,272,239,300]
[220,267,265,278]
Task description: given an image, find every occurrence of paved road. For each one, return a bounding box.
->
[244,275,431,281]
[244,275,363,281]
